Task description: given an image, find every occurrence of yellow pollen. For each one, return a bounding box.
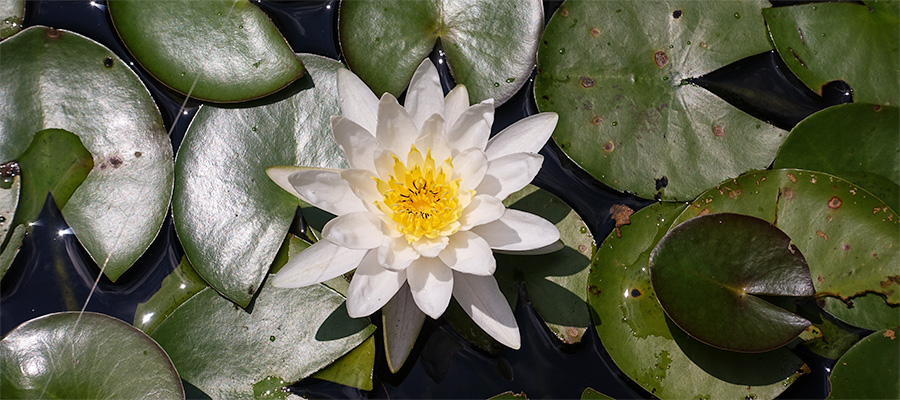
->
[374,145,464,242]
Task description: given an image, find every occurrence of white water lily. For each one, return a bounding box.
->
[267,58,560,352]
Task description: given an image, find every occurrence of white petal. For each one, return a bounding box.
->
[494,240,565,255]
[382,283,425,373]
[438,231,495,276]
[376,94,419,163]
[406,257,453,319]
[452,272,520,349]
[337,68,379,134]
[476,153,543,200]
[332,116,377,172]
[443,85,469,129]
[340,168,382,214]
[322,211,384,249]
[458,195,505,230]
[378,236,420,271]
[470,209,560,251]
[411,235,449,258]
[414,114,452,164]
[272,240,366,287]
[484,112,558,160]
[373,148,397,180]
[405,59,444,130]
[346,251,406,318]
[452,148,487,193]
[447,99,494,153]
[287,169,367,215]
[266,166,306,199]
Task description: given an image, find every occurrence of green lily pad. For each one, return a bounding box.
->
[489,391,528,400]
[133,255,208,335]
[673,169,899,330]
[773,103,899,210]
[822,294,899,333]
[590,203,807,398]
[0,223,24,279]
[310,335,375,391]
[535,0,788,200]
[581,388,613,400]
[828,327,900,399]
[763,2,899,105]
[174,54,345,307]
[650,213,814,352]
[109,0,305,102]
[798,302,866,361]
[338,0,543,105]
[0,312,184,399]
[0,163,19,245]
[0,26,174,282]
[0,0,23,39]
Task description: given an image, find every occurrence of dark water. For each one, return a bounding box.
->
[1,1,850,398]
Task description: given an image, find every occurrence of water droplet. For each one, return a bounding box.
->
[251,126,257,132]
[558,48,566,55]
[606,42,611,46]
[238,24,244,29]
[663,76,669,81]
[269,335,276,342]
[579,226,587,234]
[180,71,186,77]
[493,82,500,87]
[615,8,622,13]
[715,33,721,37]
[612,121,618,126]
[506,78,515,83]
[668,44,674,48]
[733,12,741,19]
[686,40,692,45]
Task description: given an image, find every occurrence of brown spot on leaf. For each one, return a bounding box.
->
[828,197,842,209]
[698,208,710,216]
[816,230,829,240]
[842,244,851,251]
[788,174,797,183]
[788,46,808,69]
[654,51,669,68]
[728,189,742,198]
[874,105,882,112]
[46,28,60,39]
[592,116,603,125]
[581,76,595,88]
[560,8,569,17]
[712,125,725,137]
[134,151,142,158]
[783,187,795,200]
[672,9,682,19]
[880,276,900,288]
[0,161,20,178]
[817,274,825,284]
[885,329,896,340]
[602,141,615,152]
[631,288,642,297]
[588,285,601,296]
[108,155,123,168]
[610,204,634,238]
[591,27,601,36]
[797,27,805,45]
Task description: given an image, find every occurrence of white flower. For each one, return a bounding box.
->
[267,59,561,351]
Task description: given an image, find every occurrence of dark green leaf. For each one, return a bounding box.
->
[489,391,528,400]
[133,256,209,335]
[0,312,184,399]
[310,335,376,391]
[109,0,305,102]
[828,327,900,399]
[535,0,786,200]
[0,165,19,246]
[581,388,613,400]
[823,294,899,332]
[0,224,23,279]
[0,0,24,39]
[797,302,866,360]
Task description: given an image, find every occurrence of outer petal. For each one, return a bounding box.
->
[438,231,496,276]
[452,148,487,193]
[337,68,379,134]
[266,166,306,199]
[443,84,469,129]
[476,153,543,200]
[407,257,454,319]
[447,99,494,153]
[458,195,505,230]
[470,209,560,251]
[340,168,382,214]
[346,251,406,318]
[287,169,367,215]
[452,272,520,349]
[405,59,444,130]
[495,240,565,255]
[332,116,377,172]
[382,283,426,373]
[414,114,452,164]
[411,235,449,258]
[322,211,384,249]
[376,94,419,163]
[484,112,558,160]
[272,240,366,287]
[378,236,420,271]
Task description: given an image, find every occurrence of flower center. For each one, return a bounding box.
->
[375,145,463,242]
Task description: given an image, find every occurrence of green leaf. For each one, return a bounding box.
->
[535,0,787,200]
[133,256,209,335]
[828,327,900,399]
[581,388,613,400]
[0,312,184,399]
[0,163,19,246]
[0,224,23,279]
[763,2,899,105]
[0,0,23,39]
[650,213,814,352]
[673,169,899,330]
[590,202,807,398]
[310,335,376,391]
[773,103,899,210]
[339,0,543,105]
[174,54,345,307]
[489,391,529,400]
[822,294,899,332]
[798,303,866,360]
[109,0,305,103]
[0,26,174,282]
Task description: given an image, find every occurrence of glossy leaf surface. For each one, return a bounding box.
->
[310,335,376,391]
[0,0,23,39]
[590,203,806,398]
[0,166,19,246]
[109,0,305,102]
[174,54,345,307]
[828,327,899,399]
[0,312,184,399]
[535,0,787,200]
[650,213,814,352]
[339,0,542,105]
[763,2,899,105]
[133,255,208,335]
[0,26,173,281]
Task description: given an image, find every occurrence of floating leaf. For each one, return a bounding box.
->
[673,169,899,330]
[489,391,528,400]
[590,202,807,398]
[822,294,899,332]
[0,163,19,245]
[174,54,345,307]
[798,302,866,361]
[133,255,208,335]
[828,327,900,399]
[310,335,376,391]
[0,0,23,39]
[535,0,787,200]
[773,103,899,210]
[109,0,305,102]
[650,213,814,352]
[0,312,184,399]
[339,0,543,105]
[0,26,174,281]
[763,2,900,105]
[0,224,23,279]
[581,388,613,400]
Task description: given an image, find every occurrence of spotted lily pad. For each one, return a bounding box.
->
[673,169,899,330]
[0,26,174,281]
[763,1,900,105]
[650,213,814,352]
[0,312,184,399]
[109,0,305,102]
[828,327,900,399]
[535,0,787,200]
[339,0,543,105]
[773,103,899,210]
[0,0,23,39]
[174,54,345,307]
[590,203,807,398]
